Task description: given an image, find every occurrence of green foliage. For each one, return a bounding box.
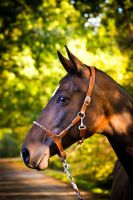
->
[0,131,19,157]
[0,0,132,193]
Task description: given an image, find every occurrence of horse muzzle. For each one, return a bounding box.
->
[21,144,50,170]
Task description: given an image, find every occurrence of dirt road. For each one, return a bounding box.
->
[0,158,108,200]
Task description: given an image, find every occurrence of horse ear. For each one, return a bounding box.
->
[57,50,72,73]
[65,45,84,75]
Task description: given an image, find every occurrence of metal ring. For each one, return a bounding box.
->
[78,112,85,118]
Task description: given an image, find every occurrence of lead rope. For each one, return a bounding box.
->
[60,115,86,200]
[61,158,84,200]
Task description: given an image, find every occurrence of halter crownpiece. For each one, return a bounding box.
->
[33,67,95,159]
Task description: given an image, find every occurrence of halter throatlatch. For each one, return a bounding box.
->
[33,67,95,159]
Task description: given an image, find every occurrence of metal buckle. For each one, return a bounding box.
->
[84,96,91,105]
[78,111,86,130]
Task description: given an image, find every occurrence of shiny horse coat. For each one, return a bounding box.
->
[21,47,133,199]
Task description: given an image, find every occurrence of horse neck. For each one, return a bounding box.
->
[96,70,133,181]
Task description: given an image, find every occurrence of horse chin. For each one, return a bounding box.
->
[36,153,50,170]
[35,146,50,170]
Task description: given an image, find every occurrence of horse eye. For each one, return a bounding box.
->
[56,96,69,104]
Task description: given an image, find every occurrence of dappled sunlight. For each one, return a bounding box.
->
[110,111,132,135]
[11,28,22,41]
[68,38,128,84]
[15,47,38,78]
[0,159,90,200]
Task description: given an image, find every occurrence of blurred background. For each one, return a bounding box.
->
[0,0,132,195]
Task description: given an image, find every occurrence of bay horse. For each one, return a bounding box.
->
[21,47,133,200]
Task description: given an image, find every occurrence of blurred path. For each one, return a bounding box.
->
[0,158,108,200]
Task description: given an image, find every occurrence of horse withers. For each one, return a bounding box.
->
[21,47,133,200]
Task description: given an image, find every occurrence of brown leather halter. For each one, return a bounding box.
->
[33,67,95,159]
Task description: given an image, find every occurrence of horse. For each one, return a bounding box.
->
[21,47,133,200]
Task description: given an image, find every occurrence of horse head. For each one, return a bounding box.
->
[21,47,109,170]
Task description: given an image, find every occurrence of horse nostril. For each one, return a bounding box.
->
[22,148,30,164]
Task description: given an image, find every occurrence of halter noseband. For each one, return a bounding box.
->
[33,67,95,159]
